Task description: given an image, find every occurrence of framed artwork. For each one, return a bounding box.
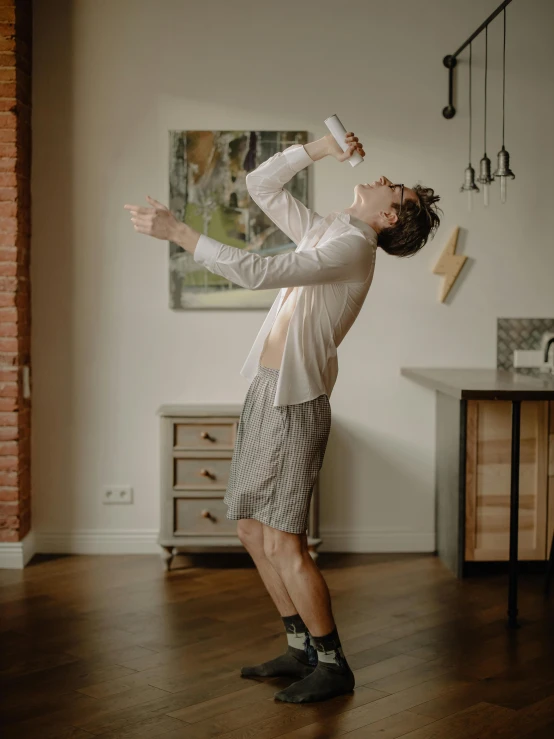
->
[168,129,309,310]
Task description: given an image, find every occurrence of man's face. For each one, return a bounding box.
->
[353,176,418,227]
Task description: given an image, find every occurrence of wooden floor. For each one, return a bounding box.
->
[1,551,554,739]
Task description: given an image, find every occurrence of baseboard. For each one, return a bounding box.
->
[34,529,160,556]
[319,529,435,553]
[0,529,36,569]
[28,528,434,557]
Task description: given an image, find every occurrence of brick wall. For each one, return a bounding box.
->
[0,0,31,544]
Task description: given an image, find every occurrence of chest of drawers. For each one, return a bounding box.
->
[157,404,322,570]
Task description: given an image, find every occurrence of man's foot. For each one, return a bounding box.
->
[241,646,316,678]
[273,662,355,703]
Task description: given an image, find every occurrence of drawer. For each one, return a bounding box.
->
[174,455,232,491]
[174,497,237,536]
[173,419,237,450]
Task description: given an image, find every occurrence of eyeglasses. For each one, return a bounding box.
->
[389,183,405,216]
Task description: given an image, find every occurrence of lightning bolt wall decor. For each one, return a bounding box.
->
[432,226,467,303]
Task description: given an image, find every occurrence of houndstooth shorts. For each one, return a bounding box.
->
[224,363,332,535]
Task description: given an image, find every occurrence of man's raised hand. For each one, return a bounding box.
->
[124,195,178,240]
[326,131,365,163]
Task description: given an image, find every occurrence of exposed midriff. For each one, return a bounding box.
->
[259,286,298,370]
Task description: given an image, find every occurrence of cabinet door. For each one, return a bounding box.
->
[465,400,548,561]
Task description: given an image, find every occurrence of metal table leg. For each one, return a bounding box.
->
[508,400,521,628]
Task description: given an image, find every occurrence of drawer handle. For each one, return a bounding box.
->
[200,431,216,443]
[201,509,214,521]
[200,468,216,480]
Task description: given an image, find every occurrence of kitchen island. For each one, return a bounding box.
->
[401,368,554,628]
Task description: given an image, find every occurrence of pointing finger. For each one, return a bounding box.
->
[146,195,167,210]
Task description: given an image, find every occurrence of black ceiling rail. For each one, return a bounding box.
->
[443,0,514,119]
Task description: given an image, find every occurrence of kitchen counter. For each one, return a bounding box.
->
[400,367,554,400]
[400,366,554,628]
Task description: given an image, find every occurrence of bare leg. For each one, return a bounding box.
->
[262,524,355,704]
[237,518,316,678]
[236,518,297,616]
[261,524,335,637]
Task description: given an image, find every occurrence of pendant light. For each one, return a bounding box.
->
[494,6,515,203]
[477,26,494,206]
[460,41,479,212]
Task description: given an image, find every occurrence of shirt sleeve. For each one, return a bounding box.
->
[193,232,373,291]
[245,143,324,246]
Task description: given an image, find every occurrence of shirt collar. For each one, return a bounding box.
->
[338,211,378,242]
[325,210,377,243]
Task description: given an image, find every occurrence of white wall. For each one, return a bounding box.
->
[31,0,554,553]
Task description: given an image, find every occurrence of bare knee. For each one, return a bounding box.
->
[263,527,304,571]
[236,518,264,551]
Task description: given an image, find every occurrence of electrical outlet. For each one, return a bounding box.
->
[102,486,133,505]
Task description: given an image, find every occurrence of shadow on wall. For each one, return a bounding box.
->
[32,0,76,534]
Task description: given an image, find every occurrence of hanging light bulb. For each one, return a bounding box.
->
[477,26,494,206]
[460,41,479,212]
[493,7,515,203]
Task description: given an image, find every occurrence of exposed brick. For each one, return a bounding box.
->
[0,293,15,307]
[0,393,16,409]
[0,527,19,542]
[0,81,15,97]
[0,338,16,352]
[0,320,16,336]
[0,216,17,233]
[0,205,17,220]
[0,368,17,382]
[0,487,17,501]
[0,262,16,276]
[0,454,17,470]
[0,22,15,37]
[0,514,20,529]
[0,184,16,198]
[0,158,17,172]
[0,70,16,85]
[0,307,17,321]
[0,130,16,144]
[0,382,17,397]
[0,35,14,52]
[0,499,17,515]
[0,7,15,23]
[0,100,16,114]
[0,275,17,290]
[0,425,17,440]
[0,171,16,186]
[0,470,17,485]
[0,410,17,426]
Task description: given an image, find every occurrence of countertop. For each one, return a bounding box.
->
[400,367,554,401]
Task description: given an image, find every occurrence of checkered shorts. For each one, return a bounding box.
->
[224,364,331,534]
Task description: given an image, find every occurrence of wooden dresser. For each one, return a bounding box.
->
[157,404,322,569]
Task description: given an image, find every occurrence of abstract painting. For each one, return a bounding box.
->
[168,130,309,310]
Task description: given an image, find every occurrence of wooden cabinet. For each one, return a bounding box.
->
[464,400,550,561]
[157,404,322,570]
[401,368,554,579]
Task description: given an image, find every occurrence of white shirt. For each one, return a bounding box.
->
[193,143,378,406]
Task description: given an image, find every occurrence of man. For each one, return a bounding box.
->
[124,131,441,704]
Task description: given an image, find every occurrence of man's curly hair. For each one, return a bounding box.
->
[378,184,443,258]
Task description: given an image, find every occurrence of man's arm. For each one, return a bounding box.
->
[243,137,333,246]
[171,222,373,291]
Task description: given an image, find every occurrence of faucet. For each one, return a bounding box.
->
[545,337,554,373]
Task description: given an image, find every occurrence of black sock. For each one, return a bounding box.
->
[273,625,355,703]
[240,613,318,678]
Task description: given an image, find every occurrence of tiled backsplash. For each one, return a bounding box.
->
[497,318,554,376]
